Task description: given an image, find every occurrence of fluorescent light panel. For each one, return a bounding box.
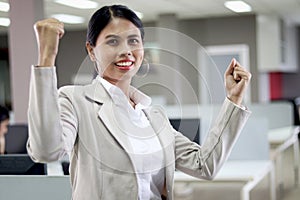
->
[51,14,85,24]
[0,2,9,12]
[0,17,10,26]
[224,1,252,13]
[55,0,98,9]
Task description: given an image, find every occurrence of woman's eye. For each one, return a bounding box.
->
[129,38,140,45]
[107,39,118,46]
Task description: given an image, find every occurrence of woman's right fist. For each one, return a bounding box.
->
[34,18,65,67]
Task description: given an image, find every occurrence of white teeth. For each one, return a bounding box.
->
[116,62,133,66]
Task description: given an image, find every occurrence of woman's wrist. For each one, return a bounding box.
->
[38,51,56,67]
[38,56,55,67]
[227,95,243,106]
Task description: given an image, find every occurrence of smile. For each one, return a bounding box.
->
[115,61,134,70]
[115,61,133,67]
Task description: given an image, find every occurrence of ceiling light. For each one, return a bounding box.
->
[0,2,9,12]
[51,14,85,24]
[55,0,98,9]
[224,1,252,13]
[0,17,10,26]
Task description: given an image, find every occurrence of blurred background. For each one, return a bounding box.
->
[0,1,300,200]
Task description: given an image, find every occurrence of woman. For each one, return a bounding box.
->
[0,105,9,154]
[27,4,251,200]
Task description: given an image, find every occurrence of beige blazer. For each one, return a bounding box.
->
[27,67,250,200]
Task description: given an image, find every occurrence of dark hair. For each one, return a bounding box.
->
[86,4,145,47]
[0,105,9,122]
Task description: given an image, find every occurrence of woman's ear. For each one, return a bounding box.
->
[86,42,96,62]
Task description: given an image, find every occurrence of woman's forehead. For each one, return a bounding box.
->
[98,18,141,39]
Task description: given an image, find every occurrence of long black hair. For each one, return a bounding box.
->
[86,4,145,47]
[0,105,9,123]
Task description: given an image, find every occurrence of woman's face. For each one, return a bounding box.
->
[90,18,144,84]
[0,119,9,136]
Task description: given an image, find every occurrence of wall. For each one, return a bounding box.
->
[178,15,257,102]
[282,27,300,99]
[55,30,89,87]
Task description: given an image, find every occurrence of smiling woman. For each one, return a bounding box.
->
[27,4,252,200]
[86,18,144,85]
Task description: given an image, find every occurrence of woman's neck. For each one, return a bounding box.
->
[103,76,131,98]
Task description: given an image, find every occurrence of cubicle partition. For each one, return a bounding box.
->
[165,104,276,200]
[0,175,71,200]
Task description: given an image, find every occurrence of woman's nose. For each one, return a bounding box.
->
[122,51,132,56]
[119,43,133,56]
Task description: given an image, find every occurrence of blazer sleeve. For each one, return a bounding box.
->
[174,98,251,180]
[27,66,78,163]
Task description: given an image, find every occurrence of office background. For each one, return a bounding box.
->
[0,0,299,123]
[0,1,300,200]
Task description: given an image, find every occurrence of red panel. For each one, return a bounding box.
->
[269,72,282,100]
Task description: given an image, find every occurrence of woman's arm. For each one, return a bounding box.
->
[175,59,252,179]
[27,66,78,162]
[27,19,77,162]
[174,98,250,179]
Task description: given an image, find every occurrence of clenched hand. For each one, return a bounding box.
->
[34,18,65,67]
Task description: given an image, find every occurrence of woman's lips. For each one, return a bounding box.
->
[115,61,134,70]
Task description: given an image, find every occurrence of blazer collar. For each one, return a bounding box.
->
[84,79,171,143]
[84,79,110,104]
[84,77,152,107]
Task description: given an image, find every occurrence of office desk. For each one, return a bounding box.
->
[0,175,71,200]
[175,161,275,200]
[268,126,300,196]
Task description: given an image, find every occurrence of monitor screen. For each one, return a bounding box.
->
[169,118,200,144]
[5,124,28,154]
[0,154,47,175]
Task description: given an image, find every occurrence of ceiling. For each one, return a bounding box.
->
[1,0,300,31]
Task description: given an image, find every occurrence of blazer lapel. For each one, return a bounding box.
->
[143,106,176,196]
[143,106,175,149]
[97,101,134,154]
[84,80,134,156]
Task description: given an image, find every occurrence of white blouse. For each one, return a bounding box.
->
[99,76,165,200]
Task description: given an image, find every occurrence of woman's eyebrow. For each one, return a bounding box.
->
[105,34,140,39]
[105,34,120,39]
[128,34,140,38]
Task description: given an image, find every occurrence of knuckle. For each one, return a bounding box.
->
[34,21,43,29]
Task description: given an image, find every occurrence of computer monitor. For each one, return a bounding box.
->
[0,154,47,175]
[169,118,200,144]
[5,124,28,154]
